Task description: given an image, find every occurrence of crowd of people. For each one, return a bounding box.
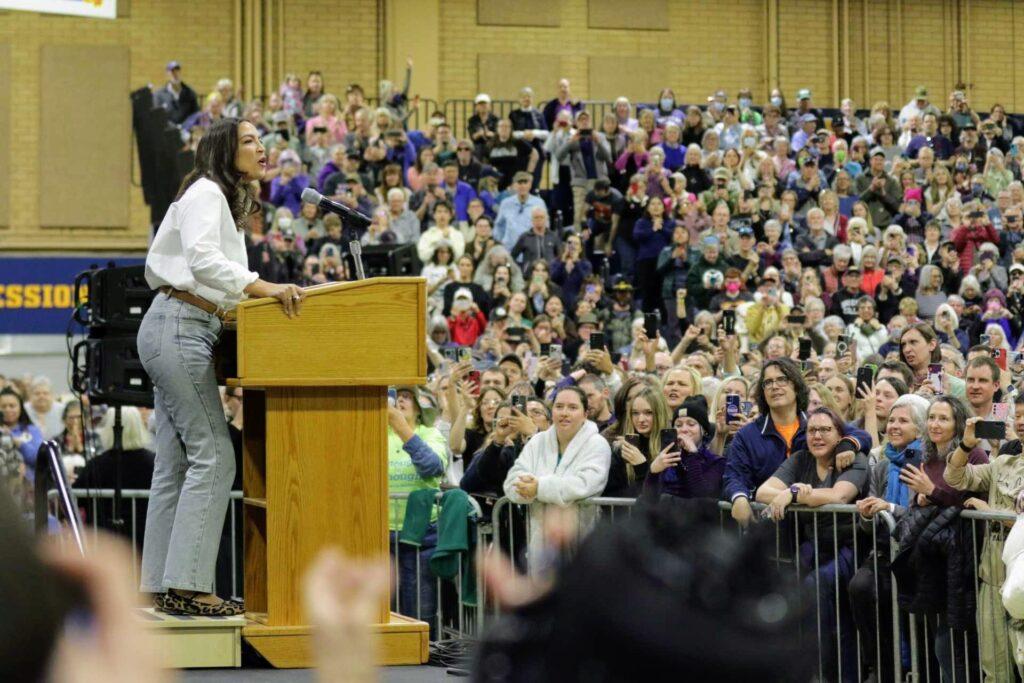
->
[9,63,1020,679]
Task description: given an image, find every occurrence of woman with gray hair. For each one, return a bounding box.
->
[849,393,929,681]
[915,264,947,319]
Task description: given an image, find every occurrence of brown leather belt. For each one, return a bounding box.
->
[159,286,235,321]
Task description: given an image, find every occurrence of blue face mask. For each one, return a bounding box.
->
[738,97,752,110]
[770,96,783,107]
[660,98,674,112]
[711,101,724,112]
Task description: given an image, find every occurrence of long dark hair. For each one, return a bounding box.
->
[0,388,32,429]
[176,118,259,229]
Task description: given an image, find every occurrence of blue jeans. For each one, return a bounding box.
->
[390,526,438,636]
[138,293,235,594]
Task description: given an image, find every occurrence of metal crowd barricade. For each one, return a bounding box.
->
[52,484,1023,671]
[488,496,1010,682]
[387,490,486,643]
[49,488,245,600]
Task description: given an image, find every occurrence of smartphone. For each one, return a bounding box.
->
[659,428,679,452]
[976,420,1006,440]
[387,388,397,407]
[458,346,472,363]
[624,434,642,449]
[590,331,606,350]
[798,337,812,361]
[550,344,563,362]
[928,363,943,393]
[741,401,754,416]
[992,348,1008,372]
[723,309,736,336]
[644,311,660,339]
[787,314,806,325]
[466,370,481,393]
[540,342,551,357]
[980,334,991,346]
[512,395,528,413]
[443,347,458,363]
[506,326,526,339]
[856,364,876,395]
[835,335,850,357]
[725,394,741,423]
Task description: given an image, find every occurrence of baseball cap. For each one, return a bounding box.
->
[904,187,923,203]
[166,60,182,71]
[914,85,928,98]
[610,275,634,292]
[869,147,886,158]
[513,171,533,184]
[845,264,861,274]
[737,226,754,237]
[577,312,600,327]
[713,167,731,180]
[278,149,301,166]
[702,235,721,249]
[797,88,812,100]
[453,287,473,301]
[474,93,491,104]
[272,111,290,124]
[1010,263,1024,275]
[800,113,817,123]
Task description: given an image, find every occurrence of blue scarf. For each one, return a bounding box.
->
[884,439,921,508]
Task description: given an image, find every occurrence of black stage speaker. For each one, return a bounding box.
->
[72,264,157,407]
[74,264,154,330]
[75,335,154,408]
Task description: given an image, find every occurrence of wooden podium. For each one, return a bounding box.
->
[227,277,428,668]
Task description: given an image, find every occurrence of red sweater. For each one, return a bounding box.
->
[448,310,487,346]
[951,223,998,274]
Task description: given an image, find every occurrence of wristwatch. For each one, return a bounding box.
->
[789,484,801,503]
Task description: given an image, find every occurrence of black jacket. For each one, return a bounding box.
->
[890,505,978,631]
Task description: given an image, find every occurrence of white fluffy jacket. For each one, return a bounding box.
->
[502,420,611,569]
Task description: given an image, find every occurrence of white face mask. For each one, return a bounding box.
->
[277,217,292,229]
[770,96,783,107]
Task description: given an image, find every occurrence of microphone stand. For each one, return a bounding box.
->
[349,240,366,280]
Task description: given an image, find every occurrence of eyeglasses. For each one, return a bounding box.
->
[482,399,502,407]
[761,376,793,389]
[807,426,836,436]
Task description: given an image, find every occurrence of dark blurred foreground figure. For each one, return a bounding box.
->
[471,500,815,682]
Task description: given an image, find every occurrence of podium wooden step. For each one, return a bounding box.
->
[138,607,245,669]
[242,611,429,668]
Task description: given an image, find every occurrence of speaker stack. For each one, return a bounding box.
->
[72,264,157,407]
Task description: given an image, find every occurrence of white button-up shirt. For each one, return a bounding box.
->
[145,178,259,310]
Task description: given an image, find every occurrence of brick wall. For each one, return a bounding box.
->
[2,0,1023,251]
[0,0,236,249]
[280,0,379,103]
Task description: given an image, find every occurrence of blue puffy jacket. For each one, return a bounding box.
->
[722,412,871,502]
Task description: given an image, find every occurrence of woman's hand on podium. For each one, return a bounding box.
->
[245,279,306,318]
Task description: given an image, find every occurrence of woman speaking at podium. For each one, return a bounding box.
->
[138,118,305,616]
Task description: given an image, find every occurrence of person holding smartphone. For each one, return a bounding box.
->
[945,414,1024,681]
[139,119,305,616]
[645,396,725,500]
[603,386,671,497]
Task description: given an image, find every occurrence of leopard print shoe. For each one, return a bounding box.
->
[161,591,245,616]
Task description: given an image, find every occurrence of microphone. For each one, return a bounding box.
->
[349,241,366,280]
[301,187,371,227]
